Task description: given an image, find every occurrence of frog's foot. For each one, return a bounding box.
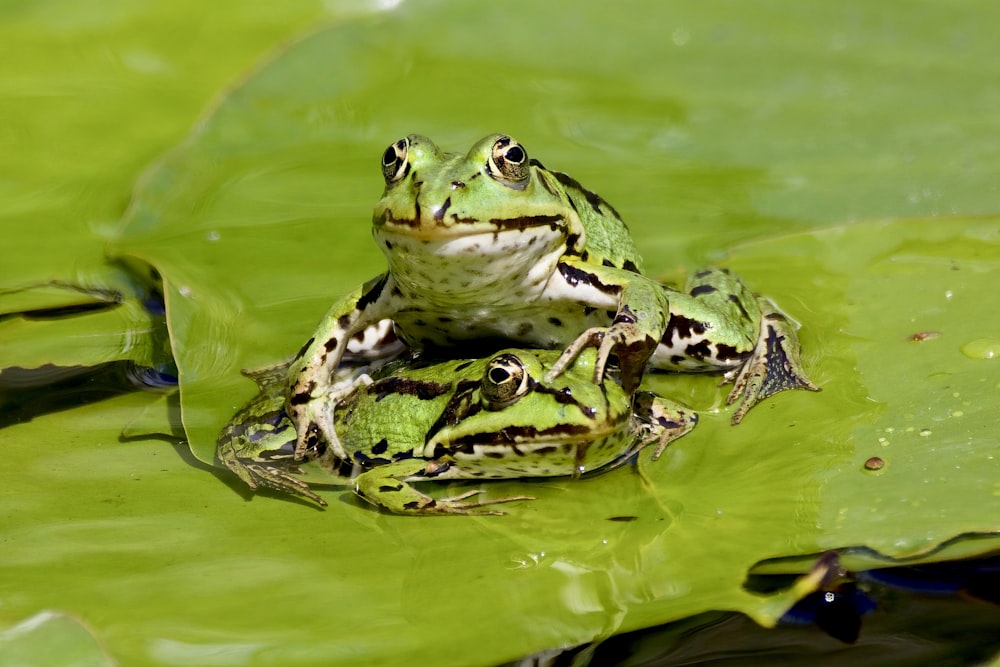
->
[632,391,700,460]
[546,320,652,394]
[224,453,327,507]
[726,300,820,425]
[353,460,532,515]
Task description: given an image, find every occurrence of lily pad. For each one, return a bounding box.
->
[5,1,1000,665]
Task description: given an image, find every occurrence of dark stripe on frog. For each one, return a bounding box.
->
[434,196,452,222]
[423,380,481,445]
[557,263,623,295]
[728,293,752,321]
[384,208,564,233]
[293,337,314,362]
[368,376,453,402]
[356,273,390,312]
[550,170,623,220]
[437,423,596,454]
[685,340,712,360]
[528,379,601,416]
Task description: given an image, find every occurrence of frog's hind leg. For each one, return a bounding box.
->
[353,459,532,515]
[727,298,820,425]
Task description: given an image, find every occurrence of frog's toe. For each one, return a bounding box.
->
[239,460,328,507]
[544,328,605,383]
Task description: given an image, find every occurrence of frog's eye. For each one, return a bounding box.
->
[381,137,410,184]
[481,354,531,409]
[487,136,530,188]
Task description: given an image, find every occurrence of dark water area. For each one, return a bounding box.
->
[520,555,1000,666]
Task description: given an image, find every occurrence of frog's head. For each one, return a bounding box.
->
[423,349,632,473]
[374,134,585,244]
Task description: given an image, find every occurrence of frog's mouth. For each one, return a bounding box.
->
[376,208,568,240]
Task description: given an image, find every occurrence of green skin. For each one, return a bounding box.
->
[219,349,697,515]
[287,133,817,461]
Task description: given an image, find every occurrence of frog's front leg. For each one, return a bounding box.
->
[353,459,532,515]
[287,273,395,460]
[727,298,820,424]
[546,260,670,393]
[630,390,700,459]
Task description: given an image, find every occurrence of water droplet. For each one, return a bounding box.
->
[960,338,1000,359]
[919,429,932,437]
[951,410,964,418]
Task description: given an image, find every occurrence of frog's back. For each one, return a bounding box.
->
[546,167,644,273]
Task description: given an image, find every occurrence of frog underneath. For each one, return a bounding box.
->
[287,133,817,461]
[219,349,697,515]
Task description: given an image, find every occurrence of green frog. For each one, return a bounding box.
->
[219,349,697,514]
[287,133,816,460]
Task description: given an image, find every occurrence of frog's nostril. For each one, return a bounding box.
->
[450,180,466,189]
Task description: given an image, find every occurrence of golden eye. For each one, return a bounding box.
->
[481,353,530,409]
[381,137,410,184]
[486,135,530,187]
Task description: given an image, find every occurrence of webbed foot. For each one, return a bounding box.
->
[727,299,820,424]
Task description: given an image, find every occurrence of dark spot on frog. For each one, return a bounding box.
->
[690,284,718,297]
[534,446,559,456]
[622,259,639,273]
[602,258,616,268]
[378,483,403,493]
[516,322,533,336]
[337,314,352,329]
[437,316,453,323]
[371,438,389,455]
[453,360,475,371]
[615,306,637,325]
[548,317,563,327]
[714,343,748,362]
[384,239,393,250]
[607,515,639,522]
[694,269,712,279]
[413,319,426,327]
[579,250,590,262]
[583,306,597,316]
[685,340,712,359]
[670,354,685,365]
[324,337,339,353]
[565,232,581,253]
[765,312,784,321]
[294,337,315,361]
[664,314,707,342]
[290,391,312,406]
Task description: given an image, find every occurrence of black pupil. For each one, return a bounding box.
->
[489,367,511,384]
[505,145,524,163]
[382,146,396,167]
